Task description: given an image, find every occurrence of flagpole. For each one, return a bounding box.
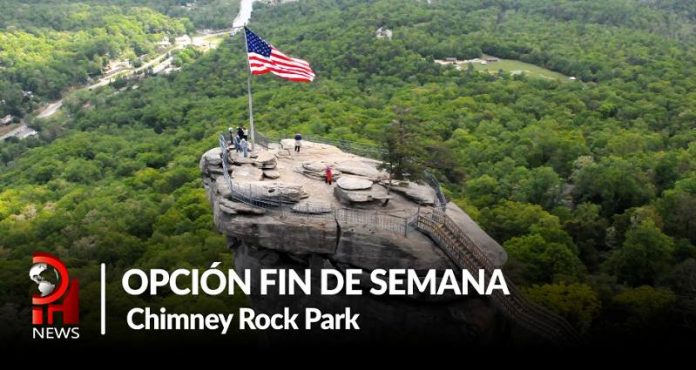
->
[242,27,256,152]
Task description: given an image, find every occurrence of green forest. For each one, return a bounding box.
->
[0,0,221,118]
[1,0,696,346]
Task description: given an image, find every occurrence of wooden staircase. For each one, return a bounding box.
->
[414,210,581,346]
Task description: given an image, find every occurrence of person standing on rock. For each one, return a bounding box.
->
[325,165,333,185]
[237,126,245,141]
[240,138,249,158]
[234,135,241,152]
[230,128,241,152]
[294,133,302,153]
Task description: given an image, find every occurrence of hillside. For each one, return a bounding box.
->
[1,0,695,347]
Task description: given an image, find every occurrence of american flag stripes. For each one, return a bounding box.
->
[244,27,315,82]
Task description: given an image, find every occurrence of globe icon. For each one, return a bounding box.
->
[29,263,59,297]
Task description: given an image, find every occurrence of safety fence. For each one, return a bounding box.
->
[424,170,448,210]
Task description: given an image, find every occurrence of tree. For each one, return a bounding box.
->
[465,175,500,208]
[657,176,696,245]
[505,234,585,284]
[606,220,675,286]
[563,203,608,271]
[573,156,655,216]
[611,286,676,328]
[519,166,562,210]
[479,201,567,243]
[379,106,424,180]
[524,283,601,333]
[670,259,696,298]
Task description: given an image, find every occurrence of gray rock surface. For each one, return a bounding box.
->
[218,197,266,215]
[241,181,307,203]
[298,161,342,180]
[232,166,264,181]
[253,151,277,169]
[335,160,387,181]
[263,169,281,179]
[291,201,333,214]
[383,181,436,205]
[333,185,391,204]
[231,240,508,347]
[336,176,373,190]
[201,137,527,347]
[202,147,222,165]
[200,147,223,175]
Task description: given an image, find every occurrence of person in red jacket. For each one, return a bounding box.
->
[325,165,333,185]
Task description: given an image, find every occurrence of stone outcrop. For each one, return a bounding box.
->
[297,160,342,180]
[199,147,223,175]
[204,144,505,267]
[239,181,307,203]
[232,165,264,181]
[291,200,333,214]
[382,180,436,205]
[335,160,387,181]
[218,197,266,215]
[201,138,513,347]
[252,151,277,169]
[336,176,373,190]
[333,185,391,205]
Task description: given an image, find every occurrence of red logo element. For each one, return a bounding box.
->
[31,252,79,325]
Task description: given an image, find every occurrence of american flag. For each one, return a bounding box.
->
[245,27,315,82]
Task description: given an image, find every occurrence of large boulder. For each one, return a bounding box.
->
[253,151,277,169]
[335,160,387,181]
[337,176,373,190]
[298,161,342,180]
[202,147,223,166]
[200,147,223,174]
[334,185,391,205]
[383,181,435,205]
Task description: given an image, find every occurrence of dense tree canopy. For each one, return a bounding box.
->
[0,1,198,117]
[1,0,695,345]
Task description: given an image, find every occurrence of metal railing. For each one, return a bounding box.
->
[415,208,581,346]
[424,170,448,210]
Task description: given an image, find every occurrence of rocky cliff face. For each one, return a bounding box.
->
[201,139,514,346]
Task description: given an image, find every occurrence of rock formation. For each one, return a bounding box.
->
[201,138,515,347]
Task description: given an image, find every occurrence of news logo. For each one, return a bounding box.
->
[30,252,80,339]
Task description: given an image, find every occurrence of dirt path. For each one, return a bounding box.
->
[36,100,63,118]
